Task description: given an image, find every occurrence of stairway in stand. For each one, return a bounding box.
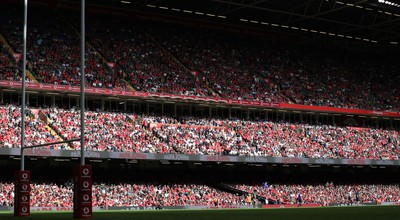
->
[0,34,39,83]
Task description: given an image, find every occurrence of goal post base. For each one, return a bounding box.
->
[14,170,30,217]
[73,165,93,219]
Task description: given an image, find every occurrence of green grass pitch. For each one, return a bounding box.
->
[0,205,399,220]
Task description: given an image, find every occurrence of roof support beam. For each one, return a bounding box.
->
[339,16,400,36]
[369,22,400,41]
[211,0,398,36]
[218,0,269,16]
[270,0,317,23]
[283,0,368,25]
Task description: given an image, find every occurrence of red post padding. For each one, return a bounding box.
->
[14,170,30,217]
[73,165,92,218]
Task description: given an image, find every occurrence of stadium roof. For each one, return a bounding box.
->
[63,0,400,46]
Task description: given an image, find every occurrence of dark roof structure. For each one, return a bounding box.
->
[66,0,400,45]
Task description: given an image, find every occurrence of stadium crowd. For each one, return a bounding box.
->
[270,49,400,111]
[143,115,399,160]
[0,7,399,111]
[0,106,398,160]
[0,8,126,90]
[0,105,66,149]
[86,15,210,96]
[151,124,245,155]
[228,119,400,160]
[150,24,399,111]
[92,182,243,207]
[43,107,171,153]
[150,24,288,103]
[1,181,399,207]
[231,183,400,205]
[0,4,400,213]
[0,45,21,82]
[0,181,244,207]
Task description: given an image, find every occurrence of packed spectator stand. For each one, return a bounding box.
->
[0,105,398,161]
[0,105,66,149]
[229,183,400,206]
[86,15,210,96]
[0,3,400,213]
[227,119,400,160]
[43,107,171,153]
[149,24,288,103]
[0,6,399,111]
[0,181,244,208]
[1,181,399,207]
[0,8,127,89]
[0,45,21,82]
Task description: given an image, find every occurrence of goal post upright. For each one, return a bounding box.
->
[73,0,93,218]
[14,0,30,217]
[20,0,28,173]
[14,0,92,217]
[80,0,86,167]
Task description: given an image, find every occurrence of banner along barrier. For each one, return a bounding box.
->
[2,203,399,212]
[0,148,399,166]
[380,202,400,205]
[2,205,256,212]
[262,204,321,208]
[328,202,376,207]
